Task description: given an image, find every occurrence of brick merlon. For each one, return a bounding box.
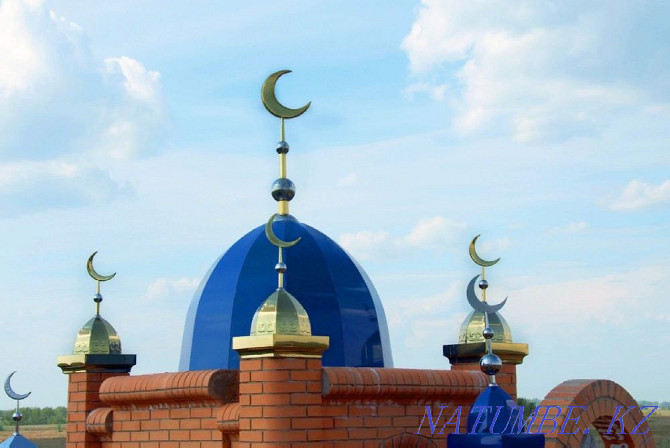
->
[86,407,113,434]
[99,370,238,407]
[322,368,487,402]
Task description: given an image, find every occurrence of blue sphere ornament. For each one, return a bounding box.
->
[179,216,393,370]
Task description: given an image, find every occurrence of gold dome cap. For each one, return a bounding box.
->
[250,288,312,336]
[458,310,513,344]
[73,315,122,355]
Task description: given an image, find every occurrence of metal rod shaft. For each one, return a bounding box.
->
[278,247,284,289]
[15,401,19,435]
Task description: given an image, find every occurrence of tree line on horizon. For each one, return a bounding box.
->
[0,407,66,427]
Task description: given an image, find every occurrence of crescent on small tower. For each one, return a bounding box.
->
[261,70,311,119]
[469,235,500,267]
[4,371,31,401]
[265,214,301,248]
[87,251,116,282]
[466,275,507,314]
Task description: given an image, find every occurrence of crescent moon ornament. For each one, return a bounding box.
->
[87,251,116,282]
[261,70,311,119]
[265,214,301,248]
[4,371,31,401]
[469,235,500,267]
[466,275,507,314]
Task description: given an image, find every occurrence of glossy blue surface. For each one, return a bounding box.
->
[0,434,37,448]
[467,385,517,434]
[447,385,545,447]
[179,216,393,370]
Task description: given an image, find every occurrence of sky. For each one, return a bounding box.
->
[0,0,668,407]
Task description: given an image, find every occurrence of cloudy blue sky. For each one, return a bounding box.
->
[0,0,667,407]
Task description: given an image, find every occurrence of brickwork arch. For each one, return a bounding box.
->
[537,379,655,448]
[378,433,437,447]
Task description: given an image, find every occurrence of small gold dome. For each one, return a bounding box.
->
[73,315,122,355]
[250,288,312,336]
[458,310,513,344]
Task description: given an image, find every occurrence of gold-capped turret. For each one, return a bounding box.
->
[444,236,528,371]
[73,316,122,355]
[458,310,513,344]
[57,252,136,374]
[233,255,329,359]
[250,289,312,336]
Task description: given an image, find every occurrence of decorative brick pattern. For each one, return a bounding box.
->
[86,408,113,435]
[323,367,486,403]
[538,379,655,448]
[99,370,238,407]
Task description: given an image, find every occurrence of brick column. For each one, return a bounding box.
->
[58,354,136,448]
[232,286,329,446]
[237,357,324,447]
[65,371,126,448]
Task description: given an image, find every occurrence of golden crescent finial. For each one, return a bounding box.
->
[265,214,301,248]
[261,70,311,119]
[469,235,500,267]
[87,251,116,282]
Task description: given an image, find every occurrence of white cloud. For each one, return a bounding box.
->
[0,159,130,215]
[475,236,512,254]
[339,230,390,260]
[143,277,199,302]
[403,82,447,101]
[0,0,48,96]
[339,216,467,260]
[401,1,670,142]
[508,265,665,334]
[0,0,165,214]
[608,180,670,211]
[549,221,588,234]
[336,172,358,187]
[399,216,467,249]
[104,56,161,104]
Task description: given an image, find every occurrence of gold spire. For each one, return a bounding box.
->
[57,252,136,374]
[236,212,328,358]
[261,70,310,216]
[443,235,528,369]
[71,252,122,355]
[233,71,327,359]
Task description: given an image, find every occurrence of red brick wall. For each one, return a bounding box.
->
[234,358,487,447]
[93,370,238,448]
[66,362,529,448]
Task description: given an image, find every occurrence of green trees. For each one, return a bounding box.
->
[0,407,66,426]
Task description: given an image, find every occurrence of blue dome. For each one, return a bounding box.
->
[179,216,393,370]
